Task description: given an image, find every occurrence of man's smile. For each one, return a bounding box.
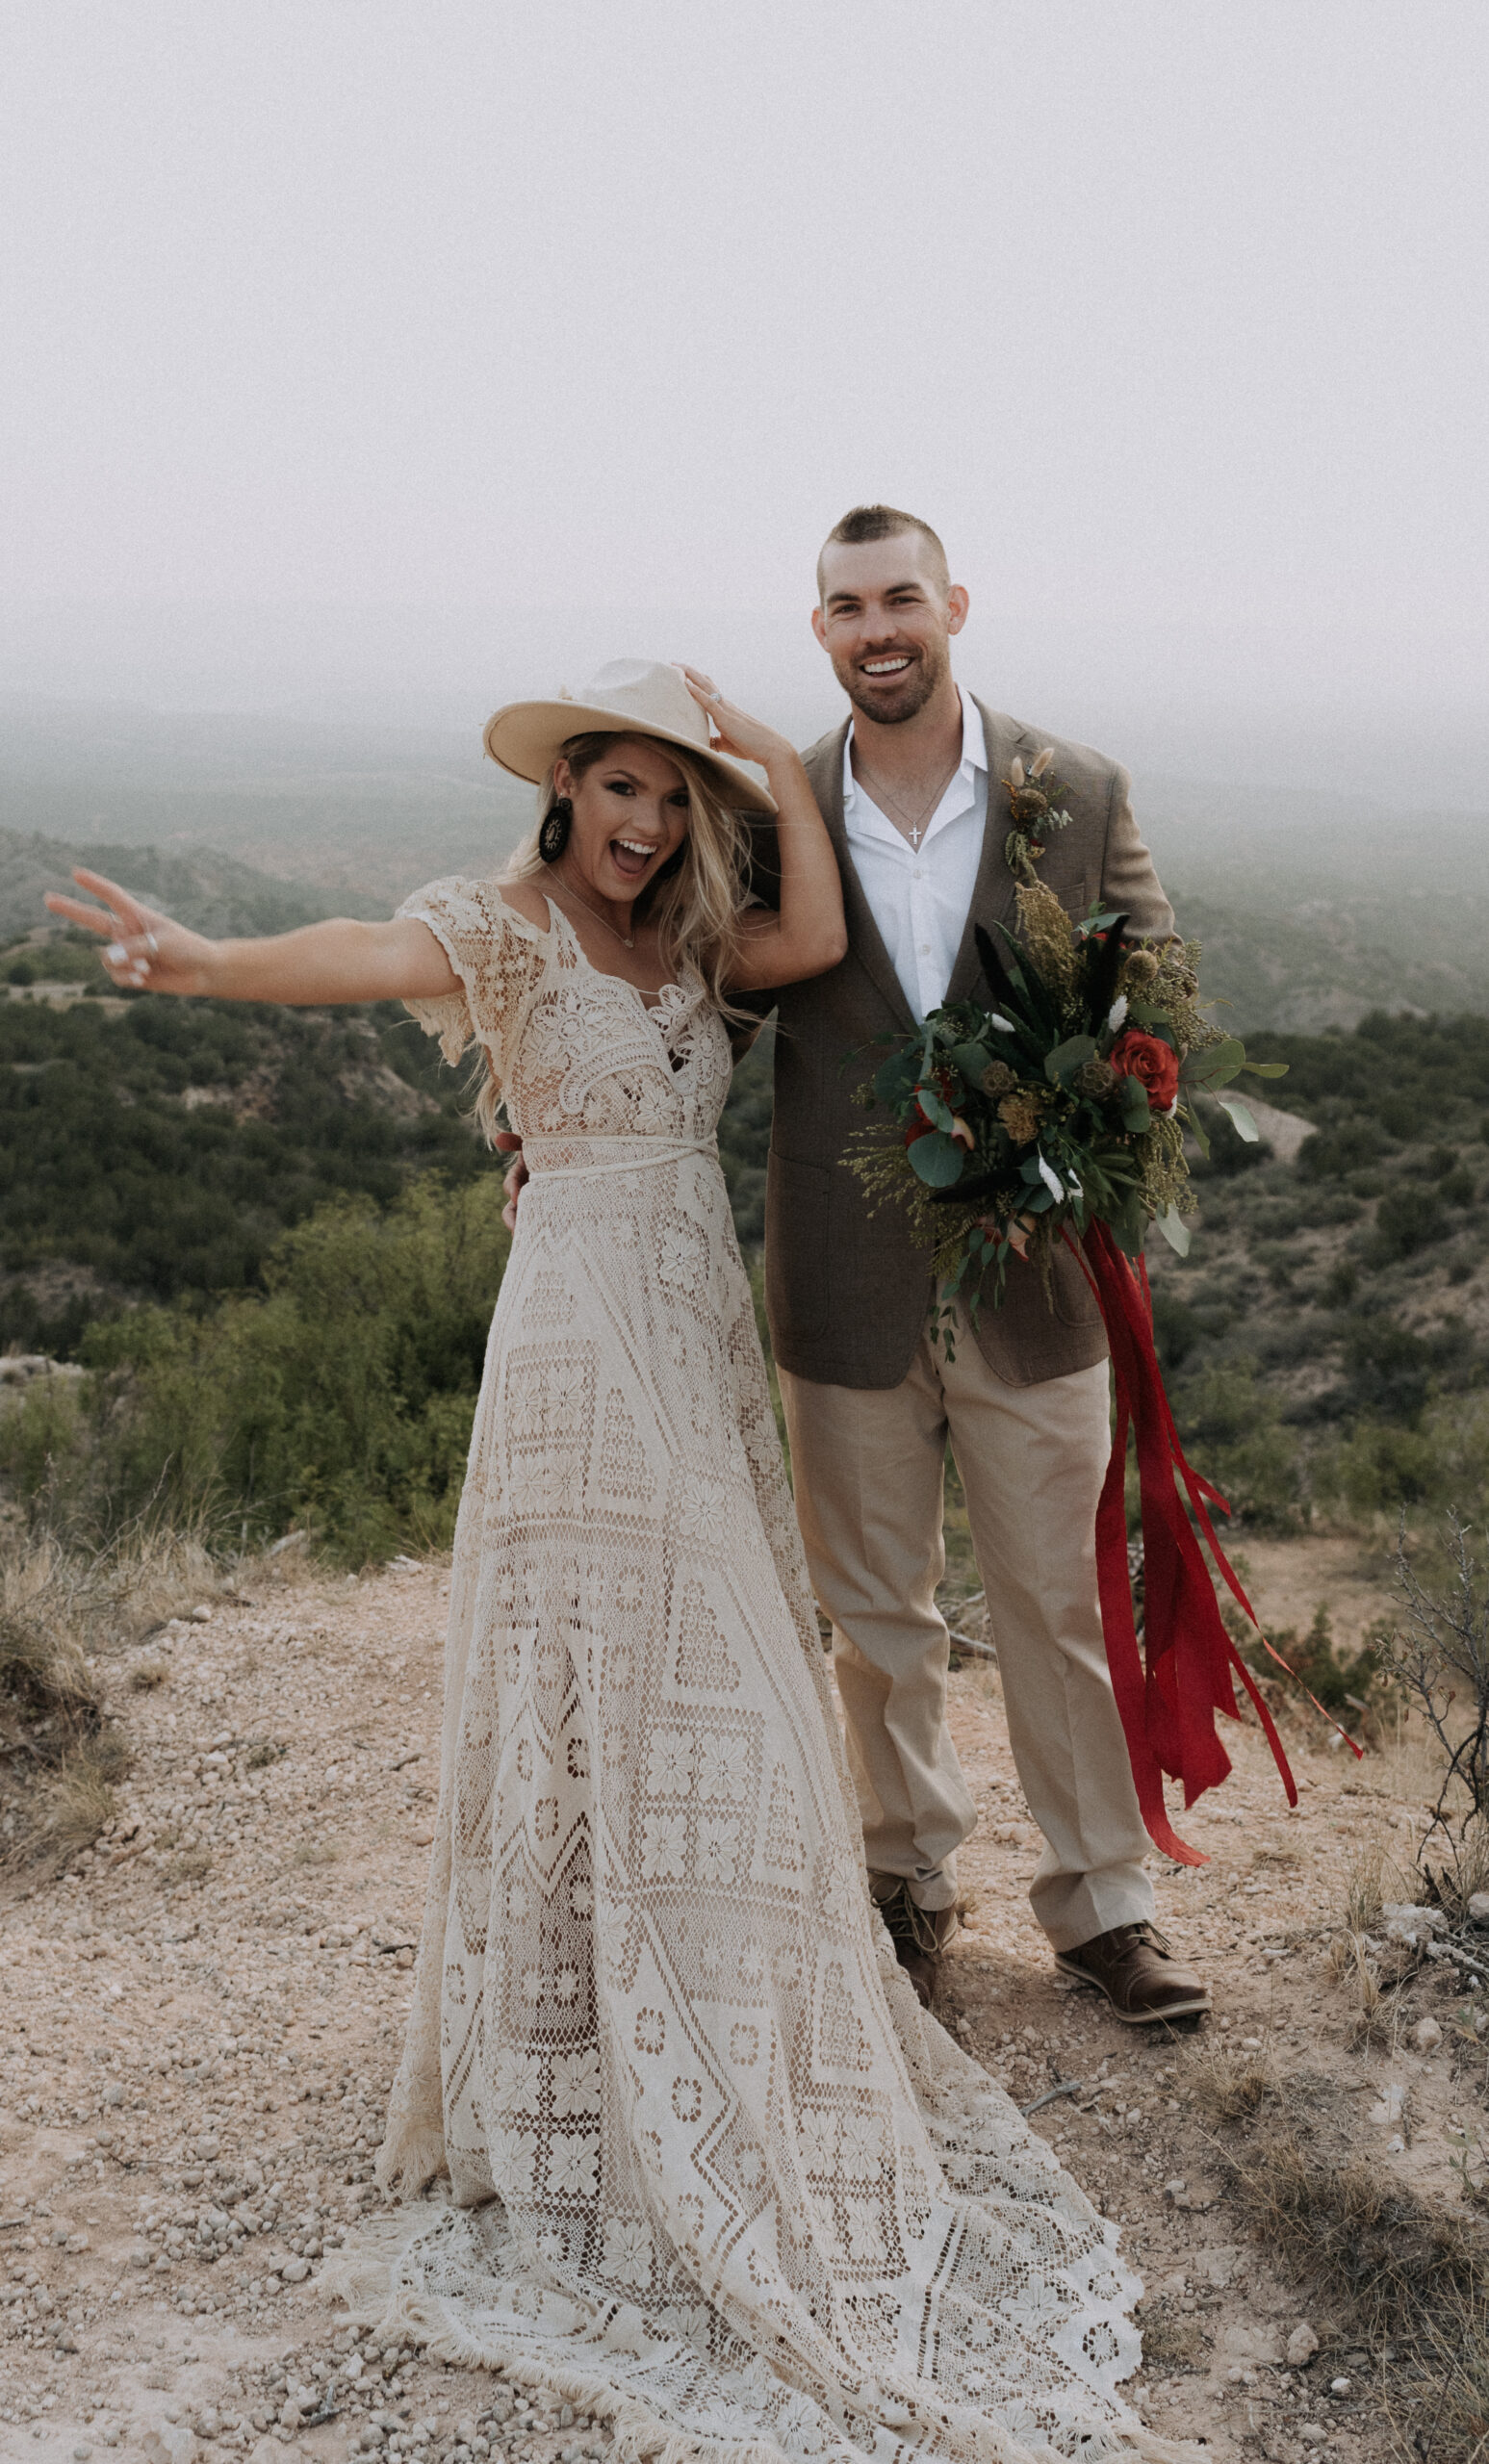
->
[860,654,915,677]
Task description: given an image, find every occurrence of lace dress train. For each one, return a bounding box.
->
[324,881,1186,2464]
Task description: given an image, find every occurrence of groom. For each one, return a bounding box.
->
[754,504,1211,2022]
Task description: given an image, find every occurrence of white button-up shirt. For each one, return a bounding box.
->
[842,691,988,1020]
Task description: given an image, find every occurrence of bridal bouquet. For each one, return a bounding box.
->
[853,869,1285,1323]
[851,860,1345,1866]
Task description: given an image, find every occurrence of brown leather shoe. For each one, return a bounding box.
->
[870,1876,959,2010]
[1054,1921,1211,2025]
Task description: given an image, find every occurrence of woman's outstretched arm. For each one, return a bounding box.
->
[44,867,460,1005]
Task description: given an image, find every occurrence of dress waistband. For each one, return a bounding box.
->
[521,1134,719,1184]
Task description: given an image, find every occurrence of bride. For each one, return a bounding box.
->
[51,660,1178,2464]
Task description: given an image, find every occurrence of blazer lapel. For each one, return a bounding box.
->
[944,698,1036,1005]
[804,724,918,1034]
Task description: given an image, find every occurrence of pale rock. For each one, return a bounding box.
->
[1219,2322,1284,2366]
[455,2420,479,2445]
[1287,2322,1321,2367]
[1412,2015,1443,2053]
[142,2430,198,2464]
[1297,2428,1327,2448]
[1192,2245,1241,2290]
[1468,1892,1489,1926]
[280,2254,311,2283]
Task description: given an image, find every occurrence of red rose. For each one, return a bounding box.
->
[1109,1029,1180,1111]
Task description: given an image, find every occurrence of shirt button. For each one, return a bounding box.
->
[912,867,923,880]
[918,942,931,955]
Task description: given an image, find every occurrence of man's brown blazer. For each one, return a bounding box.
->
[751,696,1175,1392]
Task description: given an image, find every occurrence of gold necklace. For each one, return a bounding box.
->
[852,750,962,850]
[552,872,635,951]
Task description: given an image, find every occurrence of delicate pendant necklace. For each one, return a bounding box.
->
[853,752,961,850]
[553,873,634,950]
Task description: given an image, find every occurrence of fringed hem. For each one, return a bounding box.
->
[373,2119,449,2201]
[320,2214,1207,2464]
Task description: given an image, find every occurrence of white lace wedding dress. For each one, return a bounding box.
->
[330,881,1183,2464]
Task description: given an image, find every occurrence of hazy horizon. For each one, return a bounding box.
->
[3,1,1484,812]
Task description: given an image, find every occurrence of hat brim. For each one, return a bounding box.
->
[483,700,777,816]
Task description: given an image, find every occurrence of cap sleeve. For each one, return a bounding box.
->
[395,876,548,1077]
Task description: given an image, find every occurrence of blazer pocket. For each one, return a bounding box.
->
[766,1152,831,1343]
[1050,1234,1104,1330]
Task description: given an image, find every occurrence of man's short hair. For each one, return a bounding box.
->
[816,504,950,601]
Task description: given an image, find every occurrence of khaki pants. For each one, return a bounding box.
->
[779,1325,1154,1952]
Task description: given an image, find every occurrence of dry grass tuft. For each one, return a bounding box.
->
[129,1656,169,1692]
[166,1846,213,1883]
[1186,2035,1275,2126]
[1230,2124,1485,2339]
[291,1835,338,1867]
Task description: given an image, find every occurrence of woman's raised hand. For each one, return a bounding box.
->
[678,667,798,778]
[45,868,217,996]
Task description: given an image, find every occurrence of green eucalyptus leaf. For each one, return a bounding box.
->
[907,1130,966,1188]
[873,1051,921,1106]
[1241,1059,1290,1078]
[1118,1075,1151,1133]
[1214,1091,1260,1142]
[947,1040,990,1081]
[1044,1034,1097,1086]
[1155,1206,1192,1256]
[1182,1037,1245,1090]
[915,1084,957,1135]
[1185,1101,1212,1160]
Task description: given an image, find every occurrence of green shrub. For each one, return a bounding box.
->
[1316,1421,1442,1520]
[1362,1185,1449,1266]
[9,1179,508,1566]
[1168,1359,1305,1532]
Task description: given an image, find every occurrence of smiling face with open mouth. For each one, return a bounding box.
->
[554,734,693,911]
[812,532,967,728]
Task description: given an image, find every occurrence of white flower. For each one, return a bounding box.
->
[988,1012,1016,1034]
[640,1810,687,1882]
[490,2124,537,2196]
[546,2133,599,2197]
[1030,746,1055,779]
[696,1815,740,1884]
[600,2216,654,2290]
[645,1730,694,1795]
[837,2111,882,2173]
[695,1733,749,1801]
[1106,994,1128,1032]
[1036,1154,1065,1203]
[494,2049,544,2111]
[801,2108,838,2169]
[552,2045,602,2117]
[1009,756,1026,789]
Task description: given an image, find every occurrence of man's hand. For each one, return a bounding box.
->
[496,1131,526,1232]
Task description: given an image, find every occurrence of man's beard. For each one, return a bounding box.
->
[833,634,951,727]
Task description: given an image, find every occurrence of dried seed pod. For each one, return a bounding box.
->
[1121,948,1160,987]
[1009,786,1050,823]
[980,1060,1018,1097]
[1074,1058,1119,1100]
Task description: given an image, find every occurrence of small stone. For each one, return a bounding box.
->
[103,2082,124,2107]
[142,2430,198,2464]
[280,2256,311,2284]
[1331,2376,1352,2396]
[1297,2428,1327,2448]
[1412,2015,1443,2053]
[1163,2177,1187,2199]
[1470,1892,1489,1926]
[1287,2322,1320,2368]
[455,2423,479,2448]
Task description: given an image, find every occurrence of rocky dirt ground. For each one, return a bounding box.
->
[0,1540,1477,2464]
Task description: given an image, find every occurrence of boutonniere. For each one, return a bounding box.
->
[1002,747,1072,884]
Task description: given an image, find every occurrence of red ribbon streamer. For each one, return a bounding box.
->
[1063,1220,1361,1866]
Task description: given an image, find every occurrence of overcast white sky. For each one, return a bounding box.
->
[2,0,1485,787]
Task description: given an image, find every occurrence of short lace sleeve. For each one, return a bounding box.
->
[396,877,548,1075]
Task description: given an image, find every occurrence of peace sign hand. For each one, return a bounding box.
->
[44,868,218,997]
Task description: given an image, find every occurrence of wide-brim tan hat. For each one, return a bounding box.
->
[483,657,776,815]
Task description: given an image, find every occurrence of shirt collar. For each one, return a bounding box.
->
[842,688,987,810]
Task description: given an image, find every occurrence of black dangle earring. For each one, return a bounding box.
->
[538,796,573,864]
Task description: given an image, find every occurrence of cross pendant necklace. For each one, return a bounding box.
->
[854,751,960,852]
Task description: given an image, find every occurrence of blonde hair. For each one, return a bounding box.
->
[504,732,754,1020]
